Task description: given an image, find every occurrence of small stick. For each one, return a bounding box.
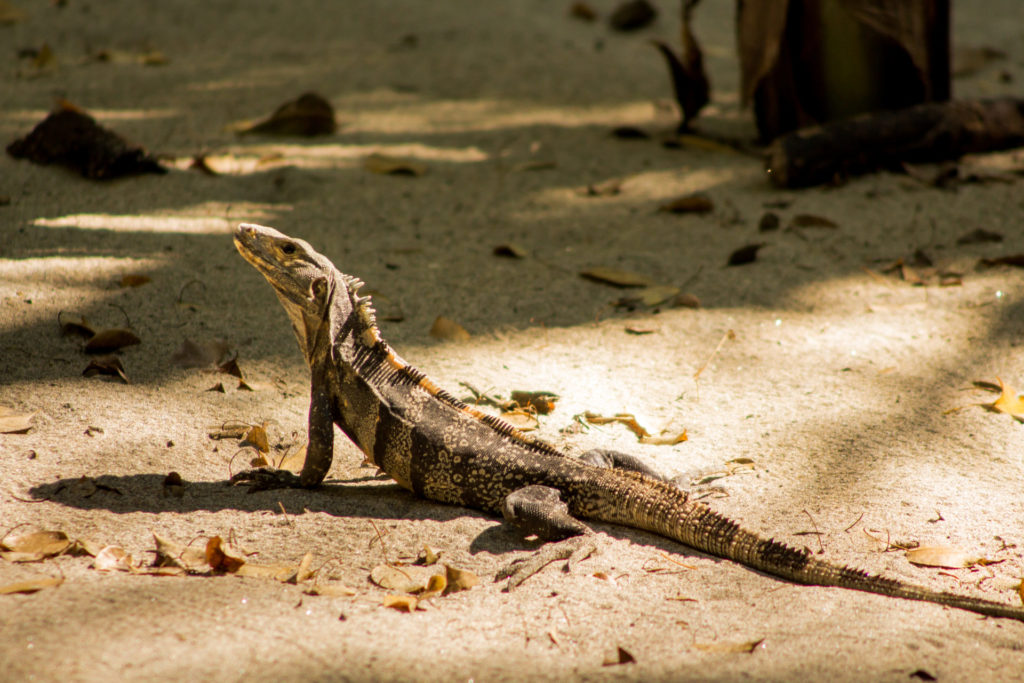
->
[368,519,392,566]
[801,509,824,554]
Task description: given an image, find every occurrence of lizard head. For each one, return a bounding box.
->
[234,223,368,362]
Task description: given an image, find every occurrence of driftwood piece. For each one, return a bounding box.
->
[765,97,1024,188]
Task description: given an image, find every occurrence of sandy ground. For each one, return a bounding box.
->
[2,1,1024,680]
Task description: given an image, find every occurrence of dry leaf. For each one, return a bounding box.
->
[93,48,169,66]
[585,178,624,196]
[119,274,151,287]
[92,545,132,572]
[906,545,983,569]
[625,326,657,335]
[693,638,766,654]
[305,582,357,598]
[58,312,95,338]
[569,2,597,22]
[990,377,1024,421]
[671,292,701,309]
[429,316,470,341]
[579,268,653,288]
[0,406,35,434]
[956,228,1003,245]
[980,254,1024,268]
[275,443,307,473]
[790,214,838,229]
[727,243,765,266]
[382,594,419,612]
[84,328,141,353]
[609,0,656,31]
[418,573,448,600]
[583,412,651,439]
[0,0,27,24]
[602,645,637,666]
[370,564,438,593]
[652,0,709,132]
[365,153,427,176]
[609,126,649,140]
[658,193,714,214]
[493,243,528,259]
[758,212,780,232]
[443,564,479,594]
[0,530,71,562]
[205,536,246,573]
[238,92,336,137]
[240,423,270,453]
[0,576,63,595]
[639,430,688,446]
[509,390,559,415]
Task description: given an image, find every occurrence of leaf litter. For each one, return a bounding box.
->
[235,92,336,137]
[0,406,35,434]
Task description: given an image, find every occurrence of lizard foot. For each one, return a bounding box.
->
[229,467,303,492]
[495,534,598,591]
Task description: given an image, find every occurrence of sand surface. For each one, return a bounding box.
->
[2,1,1024,680]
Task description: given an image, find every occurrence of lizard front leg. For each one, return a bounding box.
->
[230,377,335,490]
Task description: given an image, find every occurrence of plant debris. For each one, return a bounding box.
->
[979,254,1024,268]
[758,212,780,232]
[493,243,528,258]
[956,228,1003,245]
[652,0,709,131]
[429,316,470,341]
[658,192,714,214]
[905,545,985,569]
[7,104,166,179]
[988,377,1024,421]
[236,92,336,137]
[82,356,129,383]
[693,638,766,654]
[0,576,63,595]
[583,412,686,445]
[790,214,838,229]
[365,153,427,176]
[0,406,35,434]
[580,267,653,288]
[0,530,71,562]
[727,243,765,266]
[602,645,637,666]
[609,0,656,31]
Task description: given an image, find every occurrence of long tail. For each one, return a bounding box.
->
[584,470,1024,622]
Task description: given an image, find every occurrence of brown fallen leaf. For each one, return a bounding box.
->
[82,356,129,383]
[92,545,132,572]
[382,594,419,612]
[727,243,765,266]
[418,573,448,600]
[237,92,336,137]
[602,645,637,666]
[509,390,559,415]
[671,292,701,309]
[152,533,211,572]
[171,338,232,367]
[305,582,357,598]
[617,285,682,308]
[990,377,1024,422]
[499,409,539,431]
[7,106,166,179]
[693,638,766,654]
[758,212,780,232]
[584,412,650,439]
[609,126,649,140]
[370,564,438,593]
[119,274,151,287]
[980,254,1024,268]
[84,328,141,354]
[58,312,95,338]
[905,545,983,569]
[790,214,838,229]
[0,576,63,595]
[205,536,246,573]
[580,267,654,288]
[429,316,470,341]
[584,178,624,197]
[443,564,480,594]
[652,0,709,132]
[365,153,427,176]
[569,2,597,22]
[239,423,270,454]
[639,430,688,446]
[956,228,1003,245]
[92,48,169,66]
[493,243,528,259]
[0,530,71,562]
[609,0,656,31]
[0,406,35,434]
[658,192,714,214]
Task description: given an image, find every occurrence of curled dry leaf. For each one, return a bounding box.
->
[658,193,714,214]
[365,153,427,176]
[671,292,701,309]
[790,214,838,229]
[82,355,129,382]
[205,536,247,573]
[0,530,71,562]
[727,243,765,266]
[990,377,1024,422]
[493,243,528,259]
[418,573,448,600]
[583,412,650,439]
[239,423,270,453]
[92,545,132,572]
[152,534,212,572]
[617,285,681,308]
[119,274,151,288]
[639,430,688,446]
[305,582,357,598]
[0,406,35,434]
[0,576,63,595]
[602,645,637,666]
[509,390,559,415]
[84,328,141,354]
[429,316,470,342]
[59,312,95,338]
[370,564,439,593]
[905,545,984,569]
[579,267,653,288]
[443,564,479,594]
[382,594,419,612]
[237,92,336,137]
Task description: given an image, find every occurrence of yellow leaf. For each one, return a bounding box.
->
[0,406,35,434]
[0,576,63,595]
[382,594,418,612]
[0,530,70,560]
[429,316,470,342]
[905,545,983,569]
[92,545,132,572]
[443,564,479,594]
[365,153,427,176]
[991,377,1024,421]
[305,582,357,598]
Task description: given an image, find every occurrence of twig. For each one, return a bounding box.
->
[368,519,392,566]
[843,512,865,533]
[801,509,824,554]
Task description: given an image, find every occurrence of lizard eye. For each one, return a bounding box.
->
[281,242,297,255]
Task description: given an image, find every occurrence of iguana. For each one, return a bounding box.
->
[232,222,1024,622]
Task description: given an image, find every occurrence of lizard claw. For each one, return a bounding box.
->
[496,535,598,591]
[229,467,304,492]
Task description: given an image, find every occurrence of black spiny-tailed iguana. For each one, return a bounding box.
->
[233,222,1024,622]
